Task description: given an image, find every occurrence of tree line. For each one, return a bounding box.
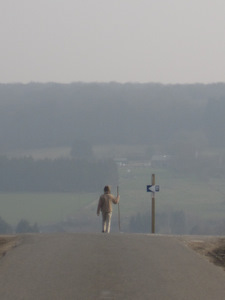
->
[129,211,225,235]
[0,216,39,234]
[1,82,225,152]
[0,156,118,192]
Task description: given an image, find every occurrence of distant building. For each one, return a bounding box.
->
[114,158,128,166]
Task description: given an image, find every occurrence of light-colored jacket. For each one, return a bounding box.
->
[97,192,119,214]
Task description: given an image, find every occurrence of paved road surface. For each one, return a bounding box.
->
[0,233,225,299]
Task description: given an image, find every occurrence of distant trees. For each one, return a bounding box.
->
[0,216,39,234]
[129,210,225,235]
[1,82,225,152]
[129,212,150,233]
[129,210,187,234]
[0,156,118,192]
[70,139,94,159]
[0,216,13,234]
[203,97,225,147]
[15,219,39,234]
[1,82,225,180]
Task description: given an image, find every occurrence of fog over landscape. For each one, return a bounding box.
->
[2,3,225,300]
[0,82,224,235]
[1,1,225,234]
[0,82,224,153]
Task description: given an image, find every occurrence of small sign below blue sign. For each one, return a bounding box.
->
[147,185,160,193]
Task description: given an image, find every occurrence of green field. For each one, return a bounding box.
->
[0,192,97,226]
[1,165,225,232]
[118,166,225,230]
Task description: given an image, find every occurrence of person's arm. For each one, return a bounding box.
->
[112,195,120,204]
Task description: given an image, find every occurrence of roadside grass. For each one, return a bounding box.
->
[0,235,19,257]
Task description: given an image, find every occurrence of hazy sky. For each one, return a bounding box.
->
[1,0,225,84]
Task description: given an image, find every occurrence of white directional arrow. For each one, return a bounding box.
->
[147,185,160,192]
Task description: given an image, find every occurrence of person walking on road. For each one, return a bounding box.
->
[97,185,120,233]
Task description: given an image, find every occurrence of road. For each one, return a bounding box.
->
[0,233,225,299]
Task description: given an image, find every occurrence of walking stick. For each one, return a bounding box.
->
[117,186,121,232]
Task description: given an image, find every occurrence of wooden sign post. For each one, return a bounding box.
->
[151,174,155,234]
[146,174,159,234]
[117,186,121,232]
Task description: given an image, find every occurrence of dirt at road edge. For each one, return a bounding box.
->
[183,237,225,270]
[0,236,20,258]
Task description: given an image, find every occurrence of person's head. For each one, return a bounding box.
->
[104,185,111,194]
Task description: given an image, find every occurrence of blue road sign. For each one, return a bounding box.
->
[147,185,160,192]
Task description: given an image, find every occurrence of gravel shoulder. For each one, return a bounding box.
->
[0,236,20,258]
[180,236,225,270]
